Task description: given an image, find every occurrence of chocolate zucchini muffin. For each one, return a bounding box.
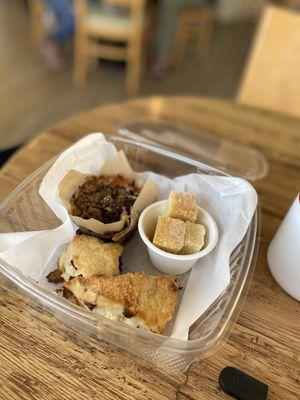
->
[70,175,140,224]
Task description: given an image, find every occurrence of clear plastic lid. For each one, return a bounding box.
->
[119,118,268,181]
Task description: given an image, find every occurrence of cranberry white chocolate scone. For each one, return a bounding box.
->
[47,233,179,334]
[64,272,179,334]
[58,234,123,280]
[166,191,198,222]
[153,216,186,254]
[46,234,123,283]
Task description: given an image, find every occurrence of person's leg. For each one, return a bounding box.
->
[41,0,74,69]
[44,0,74,44]
[151,0,209,78]
[155,0,179,60]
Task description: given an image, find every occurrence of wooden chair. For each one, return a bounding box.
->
[173,8,214,65]
[28,0,47,48]
[283,0,300,10]
[74,0,146,96]
[237,5,300,118]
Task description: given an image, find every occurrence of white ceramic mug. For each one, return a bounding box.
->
[267,194,300,301]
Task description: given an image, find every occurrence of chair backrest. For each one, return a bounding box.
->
[103,0,136,6]
[75,0,146,34]
[237,5,300,118]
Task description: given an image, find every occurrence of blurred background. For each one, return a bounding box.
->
[1,0,299,165]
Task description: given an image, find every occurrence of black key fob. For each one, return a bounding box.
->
[219,366,268,400]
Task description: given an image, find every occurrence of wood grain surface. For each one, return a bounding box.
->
[0,97,299,399]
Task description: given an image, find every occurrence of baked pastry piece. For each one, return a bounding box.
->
[153,216,186,254]
[70,175,140,224]
[46,269,64,283]
[64,272,178,334]
[58,234,123,281]
[165,191,198,223]
[180,222,205,254]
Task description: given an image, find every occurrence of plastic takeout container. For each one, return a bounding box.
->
[0,133,261,372]
[138,200,218,275]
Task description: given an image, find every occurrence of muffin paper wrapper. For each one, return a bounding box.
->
[58,150,157,243]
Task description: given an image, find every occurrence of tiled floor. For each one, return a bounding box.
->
[0,0,255,150]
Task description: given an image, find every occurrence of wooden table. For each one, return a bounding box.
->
[0,97,299,400]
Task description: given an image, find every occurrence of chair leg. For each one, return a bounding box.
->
[173,20,188,65]
[126,43,142,96]
[28,0,45,49]
[196,10,214,61]
[73,31,88,87]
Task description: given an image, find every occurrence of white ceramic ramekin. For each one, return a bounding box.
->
[138,200,218,275]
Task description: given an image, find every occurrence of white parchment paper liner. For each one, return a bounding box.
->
[0,133,257,340]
